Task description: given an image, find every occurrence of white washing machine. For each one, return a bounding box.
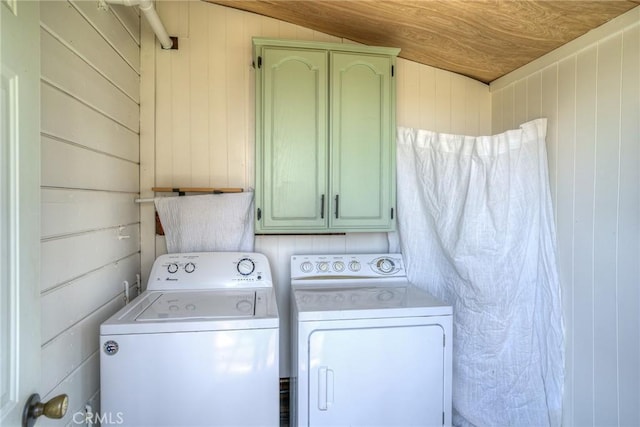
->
[290,253,452,427]
[100,252,279,427]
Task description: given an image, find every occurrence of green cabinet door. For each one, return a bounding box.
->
[254,38,398,233]
[257,47,328,231]
[329,52,395,230]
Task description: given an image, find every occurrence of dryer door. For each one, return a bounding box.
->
[308,324,445,426]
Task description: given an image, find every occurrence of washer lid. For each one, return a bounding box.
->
[136,291,255,321]
[100,289,278,335]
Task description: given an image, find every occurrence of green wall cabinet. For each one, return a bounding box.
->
[253,38,400,233]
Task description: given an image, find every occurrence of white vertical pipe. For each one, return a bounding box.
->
[104,0,174,49]
[123,280,130,304]
[138,0,173,49]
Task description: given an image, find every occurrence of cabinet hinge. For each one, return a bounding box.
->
[391,207,394,219]
[257,56,262,69]
[442,412,445,425]
[443,335,446,347]
[257,208,262,221]
[391,65,395,77]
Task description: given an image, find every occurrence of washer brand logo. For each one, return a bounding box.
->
[103,340,119,355]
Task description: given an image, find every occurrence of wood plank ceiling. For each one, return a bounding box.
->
[207,0,639,83]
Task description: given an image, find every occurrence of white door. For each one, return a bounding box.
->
[1,0,42,425]
[308,325,445,427]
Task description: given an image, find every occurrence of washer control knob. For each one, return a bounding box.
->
[184,262,196,273]
[167,263,179,274]
[237,258,255,276]
[333,261,345,272]
[317,262,330,272]
[300,261,314,273]
[348,260,361,272]
[376,258,396,274]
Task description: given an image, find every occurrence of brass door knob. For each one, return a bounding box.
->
[22,393,69,427]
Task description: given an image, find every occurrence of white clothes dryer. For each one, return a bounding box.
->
[290,253,452,427]
[100,252,279,427]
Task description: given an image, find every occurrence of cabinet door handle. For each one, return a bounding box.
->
[320,194,325,219]
[334,195,339,218]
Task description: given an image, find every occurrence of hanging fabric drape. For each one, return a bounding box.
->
[389,118,564,426]
[155,192,255,253]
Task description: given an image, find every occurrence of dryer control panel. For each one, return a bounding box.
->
[148,252,273,291]
[291,253,405,280]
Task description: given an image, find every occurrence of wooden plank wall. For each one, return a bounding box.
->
[150,1,490,191]
[143,1,490,378]
[490,9,640,426]
[39,1,140,422]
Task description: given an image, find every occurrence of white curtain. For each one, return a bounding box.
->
[389,118,564,426]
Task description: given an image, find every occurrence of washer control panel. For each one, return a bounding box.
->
[148,252,273,291]
[291,253,405,280]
